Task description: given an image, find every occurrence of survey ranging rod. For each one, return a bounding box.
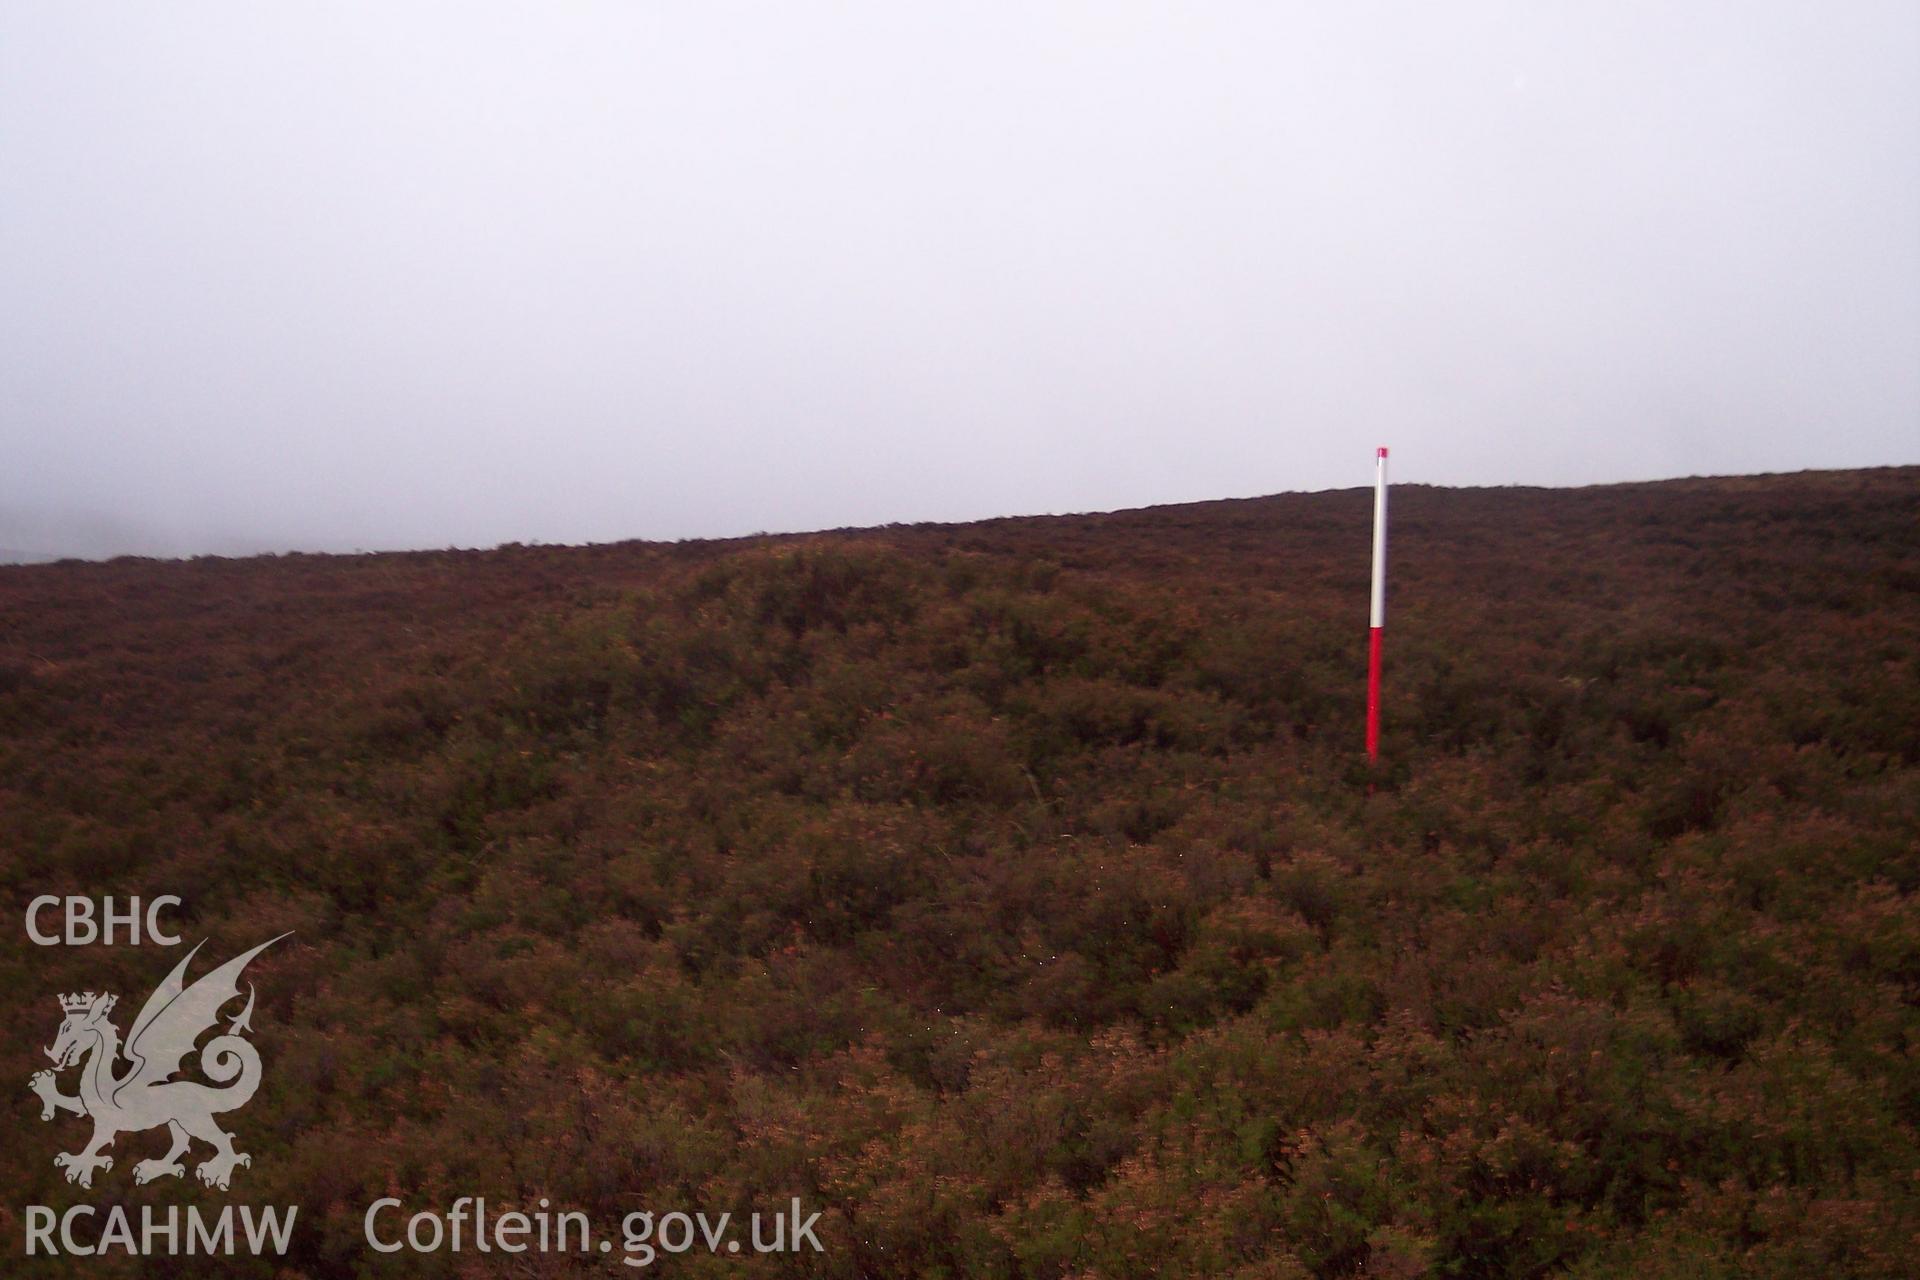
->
[1366,447,1388,763]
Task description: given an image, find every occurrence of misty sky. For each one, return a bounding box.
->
[3,3,1916,559]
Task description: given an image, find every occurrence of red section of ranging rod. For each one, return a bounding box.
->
[1366,627,1383,761]
[1366,447,1389,763]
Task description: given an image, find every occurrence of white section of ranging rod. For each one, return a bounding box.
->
[1369,447,1389,628]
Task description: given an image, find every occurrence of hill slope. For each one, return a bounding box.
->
[2,468,1916,1277]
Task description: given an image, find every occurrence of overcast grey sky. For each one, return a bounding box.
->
[3,2,1915,558]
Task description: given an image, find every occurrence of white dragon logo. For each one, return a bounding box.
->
[27,934,288,1190]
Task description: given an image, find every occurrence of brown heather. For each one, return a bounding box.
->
[0,467,1916,1277]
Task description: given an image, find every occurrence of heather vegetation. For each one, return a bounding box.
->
[1,467,1916,1277]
